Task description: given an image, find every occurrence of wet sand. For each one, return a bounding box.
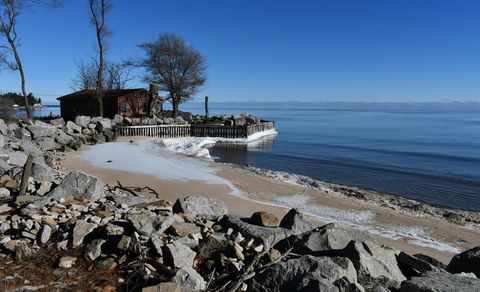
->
[60,137,480,264]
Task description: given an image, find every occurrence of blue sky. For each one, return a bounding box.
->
[0,0,479,104]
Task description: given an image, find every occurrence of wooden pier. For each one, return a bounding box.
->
[116,121,275,139]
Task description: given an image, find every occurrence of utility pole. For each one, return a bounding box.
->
[205,96,209,119]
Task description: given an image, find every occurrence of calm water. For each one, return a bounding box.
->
[183,102,480,212]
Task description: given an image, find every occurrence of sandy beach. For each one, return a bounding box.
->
[60,136,480,264]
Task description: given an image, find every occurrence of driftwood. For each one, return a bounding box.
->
[19,154,33,196]
[107,180,161,198]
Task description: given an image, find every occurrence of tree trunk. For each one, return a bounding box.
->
[172,99,179,118]
[96,39,104,117]
[6,31,32,120]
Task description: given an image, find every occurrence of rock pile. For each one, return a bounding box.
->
[1,188,479,291]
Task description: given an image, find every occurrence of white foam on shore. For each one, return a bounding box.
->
[81,140,242,195]
[160,129,278,160]
[253,192,460,253]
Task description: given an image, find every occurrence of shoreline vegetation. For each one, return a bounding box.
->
[0,115,479,291]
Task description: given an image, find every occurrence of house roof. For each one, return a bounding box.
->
[57,88,149,101]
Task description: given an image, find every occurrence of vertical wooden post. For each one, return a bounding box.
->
[19,154,33,196]
[205,96,209,120]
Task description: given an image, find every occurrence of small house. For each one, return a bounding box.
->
[57,88,163,120]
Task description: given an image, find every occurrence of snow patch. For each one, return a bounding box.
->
[81,140,242,195]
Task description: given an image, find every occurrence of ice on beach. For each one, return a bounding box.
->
[160,129,278,160]
[81,140,241,195]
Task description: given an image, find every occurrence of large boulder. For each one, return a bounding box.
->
[400,271,480,292]
[96,119,112,132]
[336,240,406,290]
[19,139,43,157]
[225,216,293,246]
[127,212,177,236]
[163,241,196,269]
[250,211,280,227]
[113,114,124,125]
[75,116,91,128]
[277,223,372,254]
[447,246,480,277]
[49,118,65,127]
[173,196,228,218]
[31,162,55,182]
[250,255,359,292]
[66,121,82,134]
[26,124,56,139]
[37,171,105,206]
[7,151,28,167]
[34,137,61,151]
[279,208,315,234]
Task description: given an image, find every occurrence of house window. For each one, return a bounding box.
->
[121,98,127,113]
[142,101,148,113]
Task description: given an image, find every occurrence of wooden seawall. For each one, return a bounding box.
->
[116,121,275,139]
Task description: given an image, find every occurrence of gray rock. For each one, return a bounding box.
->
[0,187,10,198]
[336,240,406,290]
[96,119,112,132]
[0,119,9,135]
[283,223,373,254]
[164,241,196,269]
[84,239,106,261]
[26,124,56,139]
[447,246,480,277]
[103,129,115,142]
[72,220,97,247]
[75,116,91,128]
[175,116,186,125]
[250,255,358,292]
[397,251,441,277]
[49,118,65,127]
[401,271,480,292]
[34,137,60,151]
[32,162,55,182]
[7,151,28,167]
[66,121,82,134]
[173,267,206,291]
[0,203,12,213]
[113,114,124,125]
[173,196,228,218]
[225,216,293,246]
[58,256,77,268]
[0,158,11,174]
[19,139,43,157]
[37,171,105,206]
[279,208,315,234]
[54,129,75,146]
[38,224,52,244]
[127,212,177,236]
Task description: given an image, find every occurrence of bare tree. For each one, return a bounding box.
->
[105,61,134,90]
[0,0,61,120]
[71,59,134,91]
[88,0,110,117]
[139,33,207,117]
[70,59,97,91]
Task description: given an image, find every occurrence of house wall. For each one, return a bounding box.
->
[60,97,99,121]
[117,92,150,117]
[60,91,151,120]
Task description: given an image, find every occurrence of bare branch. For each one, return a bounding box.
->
[138,33,207,117]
